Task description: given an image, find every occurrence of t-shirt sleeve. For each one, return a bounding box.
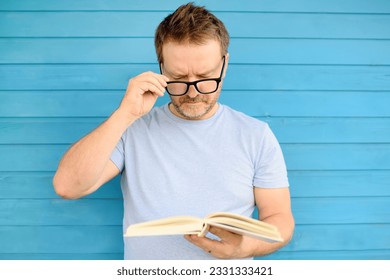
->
[110,136,125,172]
[253,124,289,188]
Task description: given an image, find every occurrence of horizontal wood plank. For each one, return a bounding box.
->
[0,145,66,172]
[0,91,121,118]
[2,171,389,199]
[1,12,389,39]
[1,91,389,118]
[221,13,390,40]
[259,249,390,260]
[283,224,390,252]
[1,117,390,144]
[269,118,390,143]
[0,226,123,253]
[0,199,123,226]
[0,65,389,91]
[1,0,390,13]
[282,144,390,171]
[2,38,390,65]
[1,144,390,171]
[0,224,389,253]
[0,253,123,260]
[0,252,123,261]
[2,250,390,260]
[0,197,388,226]
[289,170,390,198]
[292,197,390,224]
[0,172,121,199]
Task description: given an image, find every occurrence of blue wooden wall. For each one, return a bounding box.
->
[0,0,389,260]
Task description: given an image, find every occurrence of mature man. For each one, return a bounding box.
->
[53,3,294,259]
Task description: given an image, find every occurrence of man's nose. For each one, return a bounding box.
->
[186,84,199,98]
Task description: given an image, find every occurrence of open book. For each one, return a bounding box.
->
[125,212,283,243]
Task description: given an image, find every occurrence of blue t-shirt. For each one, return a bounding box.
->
[110,103,289,259]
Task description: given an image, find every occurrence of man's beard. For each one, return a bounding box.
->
[170,94,219,120]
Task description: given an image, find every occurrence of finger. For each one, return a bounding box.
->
[139,82,165,96]
[184,234,223,254]
[149,76,168,94]
[146,73,167,87]
[139,73,169,96]
[142,72,169,88]
[161,74,170,82]
[157,73,170,83]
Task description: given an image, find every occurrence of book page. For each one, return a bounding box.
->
[206,212,277,231]
[125,216,204,237]
[207,216,278,236]
[205,221,283,243]
[204,212,283,242]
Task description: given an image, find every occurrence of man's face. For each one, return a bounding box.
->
[161,39,228,120]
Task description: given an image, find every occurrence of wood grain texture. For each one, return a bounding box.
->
[0,197,388,226]
[0,0,389,260]
[0,224,388,254]
[1,65,389,91]
[1,144,390,171]
[2,38,390,65]
[2,118,390,144]
[2,91,390,118]
[0,172,122,199]
[1,0,390,13]
[1,171,389,199]
[1,12,389,39]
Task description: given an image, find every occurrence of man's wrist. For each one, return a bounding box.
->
[111,107,139,129]
[239,237,267,258]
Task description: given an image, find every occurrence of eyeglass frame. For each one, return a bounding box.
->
[159,56,226,96]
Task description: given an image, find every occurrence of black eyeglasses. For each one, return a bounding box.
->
[161,56,226,96]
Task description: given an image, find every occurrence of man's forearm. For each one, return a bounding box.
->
[53,109,136,198]
[245,212,295,257]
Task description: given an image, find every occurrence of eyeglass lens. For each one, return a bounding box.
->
[167,80,219,96]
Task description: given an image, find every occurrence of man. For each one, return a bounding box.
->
[53,3,294,260]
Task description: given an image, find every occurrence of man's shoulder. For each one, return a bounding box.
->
[221,104,269,130]
[120,105,167,139]
[131,104,167,125]
[144,104,166,118]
